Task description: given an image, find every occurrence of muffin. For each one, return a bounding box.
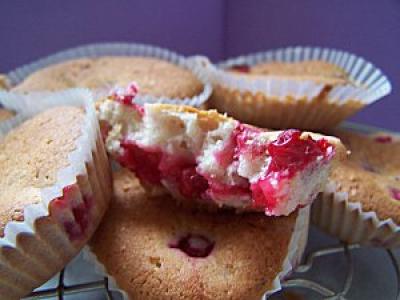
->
[0,91,111,299]
[312,128,400,247]
[97,82,345,216]
[88,169,309,300]
[207,47,390,131]
[13,56,203,98]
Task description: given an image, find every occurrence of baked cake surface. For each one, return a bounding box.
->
[90,169,297,300]
[0,106,84,235]
[229,60,350,85]
[13,56,203,98]
[330,129,400,223]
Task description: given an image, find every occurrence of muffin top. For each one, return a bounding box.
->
[330,129,400,223]
[90,169,297,300]
[0,106,84,236]
[12,56,204,98]
[228,60,351,85]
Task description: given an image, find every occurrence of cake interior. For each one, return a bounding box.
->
[99,84,336,216]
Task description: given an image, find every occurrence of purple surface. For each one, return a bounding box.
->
[0,0,225,69]
[1,0,399,130]
[225,0,400,131]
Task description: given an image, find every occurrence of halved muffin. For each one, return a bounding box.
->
[98,83,345,216]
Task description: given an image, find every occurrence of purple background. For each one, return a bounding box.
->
[1,0,399,130]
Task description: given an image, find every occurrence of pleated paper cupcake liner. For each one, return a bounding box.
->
[312,122,400,248]
[312,182,400,248]
[6,42,212,107]
[82,206,310,299]
[263,206,310,299]
[202,46,391,130]
[0,89,112,299]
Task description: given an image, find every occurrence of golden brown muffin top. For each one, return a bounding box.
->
[229,60,351,86]
[330,129,400,223]
[90,169,298,300]
[12,56,204,99]
[0,106,84,236]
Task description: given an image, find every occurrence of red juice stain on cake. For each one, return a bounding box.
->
[169,234,215,258]
[389,187,400,201]
[251,129,333,212]
[179,167,209,198]
[215,126,333,212]
[215,124,265,168]
[72,195,93,237]
[51,185,92,241]
[158,154,207,198]
[119,140,163,185]
[374,135,392,144]
[266,130,332,174]
[119,140,209,198]
[234,124,266,158]
[214,134,236,168]
[230,64,250,73]
[110,82,144,116]
[205,179,250,200]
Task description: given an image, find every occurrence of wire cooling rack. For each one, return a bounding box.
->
[278,244,399,300]
[23,240,400,300]
[24,274,114,300]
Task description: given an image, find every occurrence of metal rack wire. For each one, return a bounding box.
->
[24,243,400,300]
[24,272,114,300]
[274,244,400,300]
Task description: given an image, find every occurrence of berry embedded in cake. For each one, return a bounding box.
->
[98,83,345,216]
[374,135,393,144]
[230,64,250,73]
[169,234,215,258]
[50,184,93,241]
[390,187,400,201]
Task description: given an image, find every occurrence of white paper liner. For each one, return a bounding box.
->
[312,122,400,248]
[0,89,95,246]
[0,89,110,297]
[208,46,391,104]
[82,206,310,299]
[6,42,212,107]
[263,206,310,299]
